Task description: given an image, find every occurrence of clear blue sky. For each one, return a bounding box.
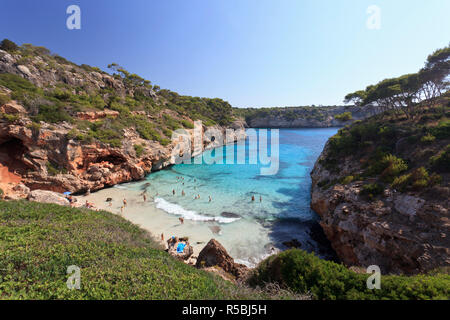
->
[1,0,449,108]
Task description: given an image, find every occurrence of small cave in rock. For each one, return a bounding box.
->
[0,137,32,180]
[94,154,126,166]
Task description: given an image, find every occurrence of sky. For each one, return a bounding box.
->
[0,0,449,108]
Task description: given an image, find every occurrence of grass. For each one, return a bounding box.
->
[0,200,303,300]
[248,249,450,300]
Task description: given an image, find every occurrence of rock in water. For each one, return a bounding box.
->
[196,239,248,279]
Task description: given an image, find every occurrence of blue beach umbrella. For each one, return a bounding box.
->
[63,191,72,195]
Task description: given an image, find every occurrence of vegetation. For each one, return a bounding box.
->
[0,39,19,52]
[344,45,449,119]
[249,249,450,300]
[0,41,238,148]
[0,200,305,300]
[334,112,352,121]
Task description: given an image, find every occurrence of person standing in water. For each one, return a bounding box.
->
[260,195,262,202]
[209,195,212,202]
[182,190,185,196]
[251,195,255,202]
[172,189,176,196]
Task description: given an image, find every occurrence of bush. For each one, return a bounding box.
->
[365,153,408,182]
[420,133,436,144]
[360,183,384,199]
[134,144,144,157]
[0,39,19,52]
[34,105,72,123]
[431,119,450,139]
[335,112,353,121]
[248,249,450,300]
[46,161,67,176]
[0,93,10,105]
[430,145,450,173]
[340,176,354,185]
[181,119,194,129]
[392,167,441,192]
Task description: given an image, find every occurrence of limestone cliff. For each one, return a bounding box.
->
[310,111,450,275]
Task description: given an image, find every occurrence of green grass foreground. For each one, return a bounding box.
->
[0,200,264,300]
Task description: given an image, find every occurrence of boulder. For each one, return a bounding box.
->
[28,190,70,206]
[195,239,249,279]
[0,101,27,114]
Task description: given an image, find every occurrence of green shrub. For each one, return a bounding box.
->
[0,93,10,105]
[0,39,19,52]
[431,119,450,139]
[430,145,450,173]
[34,105,72,123]
[335,112,353,121]
[340,176,354,185]
[181,119,194,129]
[365,153,408,182]
[46,161,67,176]
[360,183,384,199]
[248,249,450,300]
[134,144,144,157]
[420,133,436,144]
[392,167,441,191]
[1,113,20,122]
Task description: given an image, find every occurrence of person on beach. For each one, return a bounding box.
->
[123,198,127,207]
[179,217,184,224]
[161,233,164,241]
[143,194,147,202]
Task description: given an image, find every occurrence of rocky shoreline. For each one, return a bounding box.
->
[310,140,450,275]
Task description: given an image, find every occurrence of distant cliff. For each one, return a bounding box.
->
[235,105,382,128]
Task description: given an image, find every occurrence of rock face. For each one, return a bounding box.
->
[196,239,249,279]
[245,105,382,128]
[310,141,450,275]
[0,117,244,199]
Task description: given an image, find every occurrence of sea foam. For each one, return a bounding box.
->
[154,197,240,224]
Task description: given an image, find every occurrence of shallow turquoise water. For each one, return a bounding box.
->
[125,127,338,262]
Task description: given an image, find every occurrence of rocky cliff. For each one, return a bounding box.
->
[238,105,382,128]
[0,44,245,199]
[310,110,450,275]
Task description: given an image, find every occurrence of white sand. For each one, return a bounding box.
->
[76,185,274,266]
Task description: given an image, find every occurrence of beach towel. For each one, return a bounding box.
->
[176,243,186,253]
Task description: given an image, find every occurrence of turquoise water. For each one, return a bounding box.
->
[125,128,338,263]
